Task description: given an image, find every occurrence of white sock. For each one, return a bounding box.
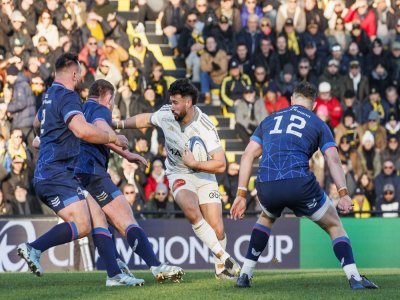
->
[343,263,361,281]
[240,258,256,278]
[214,235,227,274]
[192,219,229,261]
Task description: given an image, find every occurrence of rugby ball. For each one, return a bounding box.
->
[187,136,209,162]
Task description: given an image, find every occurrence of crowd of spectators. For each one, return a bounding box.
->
[0,0,400,219]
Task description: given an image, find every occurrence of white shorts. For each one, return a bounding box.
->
[167,172,221,205]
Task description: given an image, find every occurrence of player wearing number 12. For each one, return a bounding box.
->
[231,82,378,290]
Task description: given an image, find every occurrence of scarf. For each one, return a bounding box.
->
[370,99,385,121]
[287,32,300,55]
[349,72,361,92]
[363,147,375,171]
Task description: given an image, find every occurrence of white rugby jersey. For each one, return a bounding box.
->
[151,105,223,175]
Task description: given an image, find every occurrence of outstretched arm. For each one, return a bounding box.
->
[324,146,353,214]
[230,141,262,220]
[94,119,147,166]
[113,113,154,130]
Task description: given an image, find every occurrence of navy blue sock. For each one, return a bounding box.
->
[125,224,160,267]
[29,221,78,252]
[92,227,121,277]
[108,225,122,260]
[245,223,271,261]
[332,236,355,267]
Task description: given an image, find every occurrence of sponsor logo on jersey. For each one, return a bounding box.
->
[167,146,182,157]
[172,179,186,192]
[208,191,220,199]
[96,191,108,202]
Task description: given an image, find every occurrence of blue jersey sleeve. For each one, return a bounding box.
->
[250,124,263,145]
[319,122,336,153]
[37,105,43,122]
[91,106,112,126]
[59,91,83,124]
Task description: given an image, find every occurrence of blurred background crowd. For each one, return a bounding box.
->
[0,0,400,219]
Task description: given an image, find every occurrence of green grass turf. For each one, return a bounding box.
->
[0,269,399,300]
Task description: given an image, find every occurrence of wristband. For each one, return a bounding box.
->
[236,189,247,198]
[338,187,348,198]
[237,186,247,191]
[108,133,117,143]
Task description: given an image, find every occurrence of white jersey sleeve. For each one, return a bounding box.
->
[198,114,223,156]
[150,104,171,127]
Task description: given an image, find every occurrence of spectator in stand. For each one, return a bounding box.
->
[261,0,279,29]
[315,81,343,128]
[146,183,175,218]
[324,0,348,32]
[10,10,33,54]
[385,113,400,135]
[209,15,236,57]
[92,0,114,20]
[252,38,280,80]
[0,189,12,215]
[215,0,242,34]
[303,40,324,78]
[276,0,306,34]
[326,18,352,52]
[1,65,36,145]
[259,17,276,45]
[237,13,263,56]
[275,63,297,99]
[338,135,363,180]
[119,58,144,99]
[81,11,111,45]
[147,62,170,106]
[296,57,318,87]
[95,58,122,87]
[385,86,400,121]
[102,36,129,71]
[365,38,390,76]
[350,21,371,56]
[361,87,390,125]
[389,18,400,46]
[264,82,289,114]
[120,159,147,204]
[319,59,344,100]
[134,0,164,33]
[220,59,252,109]
[106,12,130,51]
[4,128,31,172]
[343,60,369,103]
[234,85,267,143]
[32,9,59,51]
[128,36,159,79]
[122,183,144,214]
[178,11,204,83]
[370,62,392,97]
[134,137,153,175]
[231,42,252,76]
[241,0,263,28]
[358,110,387,150]
[200,35,228,104]
[79,36,105,75]
[352,187,372,218]
[194,0,218,37]
[161,0,190,53]
[17,0,37,37]
[358,130,382,178]
[376,183,399,217]
[281,18,301,56]
[302,18,330,57]
[373,0,396,46]
[276,34,297,72]
[388,41,400,86]
[253,65,271,99]
[374,159,400,200]
[144,159,168,201]
[335,109,360,149]
[344,0,377,39]
[33,35,62,75]
[359,172,376,209]
[58,12,84,54]
[382,134,400,170]
[31,76,46,112]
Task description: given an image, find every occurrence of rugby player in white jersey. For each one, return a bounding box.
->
[113,79,240,278]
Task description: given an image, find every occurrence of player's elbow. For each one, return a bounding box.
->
[214,159,226,174]
[72,127,88,140]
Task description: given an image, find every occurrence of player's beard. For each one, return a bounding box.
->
[74,79,83,94]
[173,111,186,122]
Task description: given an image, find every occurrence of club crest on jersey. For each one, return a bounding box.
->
[172,179,186,192]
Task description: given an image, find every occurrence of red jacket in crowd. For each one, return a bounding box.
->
[264,95,289,115]
[144,176,169,201]
[344,8,377,38]
[315,96,343,128]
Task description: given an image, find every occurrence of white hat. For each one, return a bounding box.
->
[319,82,331,93]
[11,10,26,22]
[362,130,375,146]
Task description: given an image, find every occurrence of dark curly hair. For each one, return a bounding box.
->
[168,78,199,105]
[55,52,79,72]
[293,82,317,102]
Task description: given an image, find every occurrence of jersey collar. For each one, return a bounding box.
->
[179,106,200,132]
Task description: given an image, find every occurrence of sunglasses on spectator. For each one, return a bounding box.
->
[384,191,394,195]
[255,71,265,75]
[196,4,206,7]
[124,191,135,194]
[384,166,394,169]
[261,23,270,27]
[299,65,309,69]
[188,18,197,23]
[89,42,97,45]
[340,140,350,144]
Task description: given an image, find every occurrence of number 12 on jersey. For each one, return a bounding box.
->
[269,115,306,138]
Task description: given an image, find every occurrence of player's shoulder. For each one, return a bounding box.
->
[196,107,216,131]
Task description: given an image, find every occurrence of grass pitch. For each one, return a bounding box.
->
[0,269,399,300]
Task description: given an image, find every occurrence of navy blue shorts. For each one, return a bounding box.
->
[256,175,332,221]
[34,172,87,213]
[77,173,122,208]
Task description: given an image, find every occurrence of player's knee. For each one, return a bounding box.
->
[185,208,203,224]
[76,221,92,238]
